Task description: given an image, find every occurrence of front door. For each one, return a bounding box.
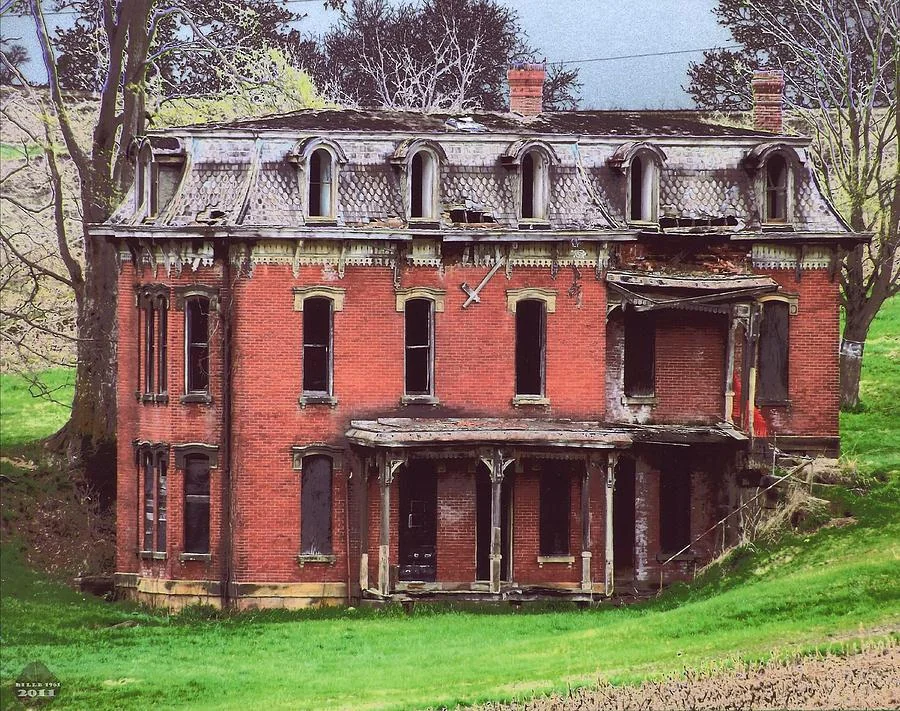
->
[398,460,437,582]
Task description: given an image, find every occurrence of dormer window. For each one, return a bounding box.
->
[501,140,559,227]
[289,138,347,224]
[765,154,788,223]
[131,136,185,221]
[629,154,658,223]
[308,148,334,218]
[744,142,800,226]
[410,150,438,220]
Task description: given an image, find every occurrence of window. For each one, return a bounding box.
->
[539,466,570,555]
[303,297,332,396]
[628,153,659,222]
[308,148,334,218]
[410,150,438,220]
[624,309,655,398]
[137,286,168,400]
[757,300,789,403]
[301,455,333,556]
[660,470,690,553]
[520,150,548,220]
[405,298,433,396]
[140,447,168,555]
[764,154,788,222]
[135,144,151,214]
[515,299,545,396]
[184,296,210,394]
[184,455,211,555]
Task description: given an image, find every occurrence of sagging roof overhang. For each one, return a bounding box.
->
[345,417,747,450]
[606,270,781,312]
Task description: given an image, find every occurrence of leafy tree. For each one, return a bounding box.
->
[0,41,29,84]
[686,0,899,409]
[304,0,581,112]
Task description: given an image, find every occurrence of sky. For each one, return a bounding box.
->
[1,0,734,109]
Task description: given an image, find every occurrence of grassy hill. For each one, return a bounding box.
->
[0,298,897,710]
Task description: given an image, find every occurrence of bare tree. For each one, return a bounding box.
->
[687,0,899,409]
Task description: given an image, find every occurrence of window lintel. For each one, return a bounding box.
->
[174,285,219,311]
[757,292,799,315]
[395,288,445,312]
[292,286,345,312]
[607,141,667,174]
[506,288,557,313]
[288,137,348,166]
[173,443,219,469]
[132,440,169,466]
[390,138,447,167]
[291,445,343,471]
[501,139,560,168]
[743,142,804,173]
[135,284,170,308]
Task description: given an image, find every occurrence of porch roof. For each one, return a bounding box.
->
[345,418,747,450]
[606,270,780,312]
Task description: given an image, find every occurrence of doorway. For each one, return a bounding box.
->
[613,456,636,579]
[475,468,513,582]
[398,460,437,582]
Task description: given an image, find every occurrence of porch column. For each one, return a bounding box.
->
[356,453,370,594]
[581,456,595,592]
[378,453,404,597]
[481,449,514,594]
[724,310,739,423]
[605,451,619,595]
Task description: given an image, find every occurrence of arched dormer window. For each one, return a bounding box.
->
[607,142,666,225]
[390,139,446,223]
[130,136,186,221]
[501,140,559,225]
[289,138,348,223]
[744,142,802,226]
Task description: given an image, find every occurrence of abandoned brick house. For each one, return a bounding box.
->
[96,66,866,609]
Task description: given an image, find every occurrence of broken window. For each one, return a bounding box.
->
[540,466,570,555]
[405,298,433,396]
[143,451,154,552]
[303,297,332,395]
[185,296,210,394]
[515,299,545,396]
[137,287,168,398]
[765,154,788,222]
[624,308,655,397]
[757,300,789,403]
[410,150,437,219]
[308,148,334,218]
[520,150,547,220]
[184,455,211,554]
[629,154,658,222]
[659,470,690,553]
[140,447,168,554]
[301,455,333,555]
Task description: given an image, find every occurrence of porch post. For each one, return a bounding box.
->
[357,453,370,594]
[605,451,619,595]
[378,453,404,597]
[724,310,738,423]
[481,449,514,594]
[581,456,594,592]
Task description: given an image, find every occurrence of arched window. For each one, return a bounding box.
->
[303,297,333,396]
[301,454,333,556]
[184,454,211,554]
[629,154,658,223]
[410,150,438,220]
[136,285,169,400]
[185,296,210,394]
[136,144,152,214]
[520,150,548,220]
[405,298,434,396]
[515,298,546,396]
[765,154,788,222]
[308,148,334,218]
[757,299,790,403]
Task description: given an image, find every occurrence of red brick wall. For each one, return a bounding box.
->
[436,468,477,581]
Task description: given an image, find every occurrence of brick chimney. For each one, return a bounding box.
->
[751,70,785,134]
[508,63,546,116]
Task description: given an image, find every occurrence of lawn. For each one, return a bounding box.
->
[0,368,74,448]
[0,299,897,710]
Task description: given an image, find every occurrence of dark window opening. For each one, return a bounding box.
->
[156,456,167,552]
[411,152,425,218]
[184,455,211,554]
[540,466,571,555]
[143,303,155,394]
[765,154,788,222]
[156,303,167,395]
[138,292,168,396]
[303,297,332,394]
[624,309,655,397]
[660,470,691,553]
[141,449,167,553]
[143,452,154,551]
[308,148,333,218]
[515,299,545,396]
[404,298,433,395]
[186,297,210,393]
[630,155,644,222]
[301,455,333,555]
[757,300,789,403]
[521,152,535,218]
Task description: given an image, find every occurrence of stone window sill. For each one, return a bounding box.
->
[138,392,169,404]
[304,217,338,227]
[512,395,550,407]
[299,394,338,408]
[517,220,551,231]
[407,219,440,229]
[181,393,212,404]
[761,222,795,232]
[139,551,167,560]
[623,394,657,406]
[401,395,440,406]
[297,554,336,566]
[537,555,575,567]
[179,553,212,562]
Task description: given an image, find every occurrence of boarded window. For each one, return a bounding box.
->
[540,466,570,555]
[303,297,332,394]
[186,296,210,393]
[308,148,333,217]
[765,155,788,222]
[301,455,333,555]
[515,299,545,396]
[660,470,691,553]
[184,455,211,554]
[757,300,789,403]
[624,309,655,397]
[405,298,433,395]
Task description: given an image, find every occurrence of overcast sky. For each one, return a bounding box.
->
[1,0,733,109]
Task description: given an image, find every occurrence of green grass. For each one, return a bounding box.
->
[0,369,73,448]
[841,296,900,476]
